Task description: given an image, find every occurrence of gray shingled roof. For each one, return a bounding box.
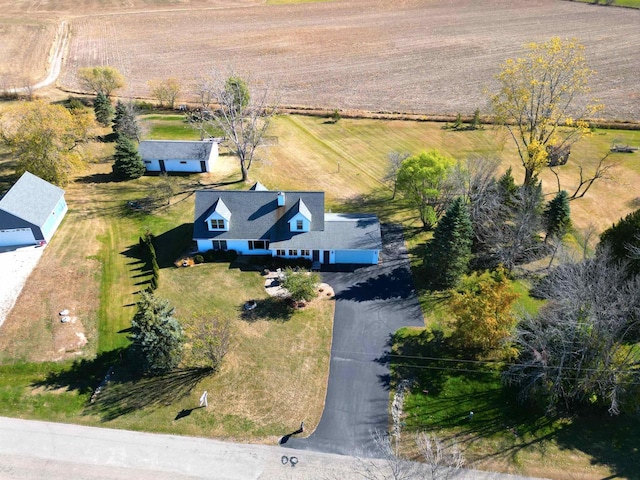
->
[0,171,65,227]
[194,190,325,241]
[271,214,382,251]
[139,140,215,160]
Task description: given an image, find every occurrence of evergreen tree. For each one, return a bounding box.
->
[112,134,145,179]
[129,291,184,375]
[424,197,473,289]
[599,208,640,277]
[497,167,518,206]
[93,91,114,126]
[112,101,140,140]
[543,190,571,241]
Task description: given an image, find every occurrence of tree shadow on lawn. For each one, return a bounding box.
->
[120,223,193,269]
[380,328,451,394]
[32,348,128,397]
[85,366,213,422]
[240,296,294,322]
[391,328,640,476]
[32,348,213,422]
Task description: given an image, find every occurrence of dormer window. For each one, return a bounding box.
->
[288,198,312,233]
[205,197,231,232]
[209,219,225,230]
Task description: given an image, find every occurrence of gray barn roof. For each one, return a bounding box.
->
[194,190,325,242]
[0,171,65,227]
[139,140,215,160]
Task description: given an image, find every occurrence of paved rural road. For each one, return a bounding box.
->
[285,224,425,457]
[0,416,544,480]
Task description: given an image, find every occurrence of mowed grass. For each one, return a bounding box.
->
[0,148,333,440]
[1,112,640,474]
[140,114,200,140]
[392,327,640,479]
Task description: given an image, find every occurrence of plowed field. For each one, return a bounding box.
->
[0,0,638,120]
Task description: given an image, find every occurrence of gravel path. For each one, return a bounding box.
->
[0,246,44,328]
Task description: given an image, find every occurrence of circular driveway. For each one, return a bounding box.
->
[285,224,424,457]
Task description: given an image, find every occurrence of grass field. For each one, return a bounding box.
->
[391,327,640,479]
[1,110,640,477]
[0,154,334,441]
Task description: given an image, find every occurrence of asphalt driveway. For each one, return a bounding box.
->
[285,224,424,457]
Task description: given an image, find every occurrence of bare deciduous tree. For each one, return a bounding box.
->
[505,249,640,415]
[471,182,546,271]
[549,152,617,201]
[193,73,277,182]
[385,151,410,200]
[187,316,232,372]
[352,430,464,480]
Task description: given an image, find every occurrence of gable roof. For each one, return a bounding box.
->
[210,197,231,220]
[249,181,268,191]
[139,140,216,161]
[0,171,65,227]
[291,199,312,221]
[194,190,325,241]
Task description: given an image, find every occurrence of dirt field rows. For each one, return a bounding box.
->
[1,0,638,120]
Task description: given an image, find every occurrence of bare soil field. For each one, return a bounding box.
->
[0,18,57,89]
[1,0,638,120]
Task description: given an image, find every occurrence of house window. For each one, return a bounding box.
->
[301,249,310,256]
[296,219,303,230]
[180,161,187,164]
[276,249,286,256]
[249,240,269,250]
[289,249,297,256]
[212,240,227,250]
[209,219,225,230]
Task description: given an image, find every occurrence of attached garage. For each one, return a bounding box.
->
[334,249,379,265]
[0,171,67,248]
[0,228,37,248]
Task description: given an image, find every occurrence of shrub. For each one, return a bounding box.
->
[194,254,204,264]
[281,268,321,303]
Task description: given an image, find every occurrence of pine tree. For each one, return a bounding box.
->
[112,101,140,140]
[599,208,640,277]
[543,190,571,241]
[497,167,518,206]
[93,91,114,126]
[424,197,473,289]
[112,134,145,179]
[129,291,184,375]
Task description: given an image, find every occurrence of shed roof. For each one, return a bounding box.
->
[0,171,65,227]
[139,140,216,161]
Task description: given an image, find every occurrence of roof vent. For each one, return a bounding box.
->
[277,191,285,207]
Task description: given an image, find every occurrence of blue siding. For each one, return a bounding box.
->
[40,197,67,242]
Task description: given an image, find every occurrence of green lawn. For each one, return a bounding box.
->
[392,327,640,478]
[1,111,640,476]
